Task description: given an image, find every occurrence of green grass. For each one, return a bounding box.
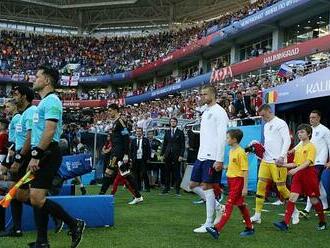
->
[2,186,330,248]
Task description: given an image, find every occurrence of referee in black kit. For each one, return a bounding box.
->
[99,104,142,204]
[27,66,85,248]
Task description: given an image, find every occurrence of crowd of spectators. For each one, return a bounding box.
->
[0,0,278,78]
[82,56,330,132]
[0,27,201,77]
[58,89,117,100]
[120,76,179,98]
[54,74,180,100]
[0,0,323,133]
[1,52,328,131]
[54,55,329,103]
[55,66,206,100]
[2,56,325,105]
[87,84,263,133]
[201,0,279,36]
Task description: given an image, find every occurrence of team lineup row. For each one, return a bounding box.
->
[1,81,329,246]
[189,86,329,239]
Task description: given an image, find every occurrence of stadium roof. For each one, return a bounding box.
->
[0,0,248,33]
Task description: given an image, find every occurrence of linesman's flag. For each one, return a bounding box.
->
[0,171,34,208]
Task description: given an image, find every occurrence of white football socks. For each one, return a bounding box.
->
[204,189,216,226]
[192,186,206,201]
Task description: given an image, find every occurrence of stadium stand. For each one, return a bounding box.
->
[0,0,278,78]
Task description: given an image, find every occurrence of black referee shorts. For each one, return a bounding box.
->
[30,142,62,190]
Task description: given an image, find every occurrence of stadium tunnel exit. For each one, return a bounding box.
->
[276,96,330,134]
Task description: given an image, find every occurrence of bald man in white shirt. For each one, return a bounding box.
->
[189,86,229,233]
[250,104,299,224]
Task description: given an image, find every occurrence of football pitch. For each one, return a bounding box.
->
[2,186,329,248]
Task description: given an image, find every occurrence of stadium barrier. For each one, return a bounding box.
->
[5,195,114,231]
[4,183,74,230]
[81,132,107,180]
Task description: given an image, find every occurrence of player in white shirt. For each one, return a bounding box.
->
[300,110,330,217]
[250,104,299,224]
[189,86,229,233]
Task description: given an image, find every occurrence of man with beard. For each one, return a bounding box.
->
[27,66,85,248]
[190,86,229,233]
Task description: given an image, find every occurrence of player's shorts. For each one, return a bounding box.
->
[30,142,62,190]
[258,160,287,183]
[190,159,221,184]
[227,177,245,206]
[291,166,320,197]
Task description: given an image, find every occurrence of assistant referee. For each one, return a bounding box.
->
[27,66,85,248]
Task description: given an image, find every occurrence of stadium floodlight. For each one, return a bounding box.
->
[17,0,138,9]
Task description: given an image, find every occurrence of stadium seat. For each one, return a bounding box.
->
[5,195,114,231]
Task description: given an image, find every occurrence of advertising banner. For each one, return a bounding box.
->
[58,153,93,180]
[239,0,310,29]
[32,99,108,108]
[211,34,330,81]
[263,67,330,105]
[125,73,211,105]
